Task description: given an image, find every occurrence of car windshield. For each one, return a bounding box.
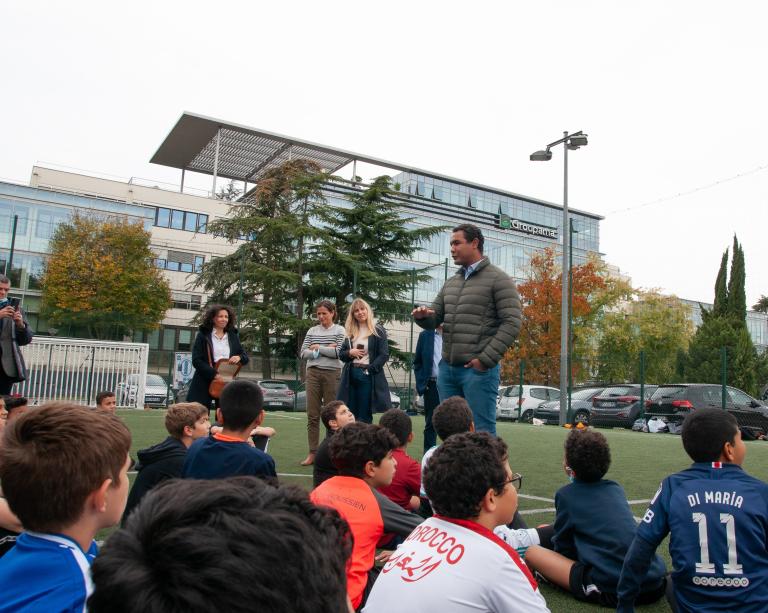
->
[146,375,166,386]
[651,386,686,400]
[572,387,603,400]
[599,386,634,397]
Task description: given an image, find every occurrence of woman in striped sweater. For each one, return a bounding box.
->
[299,300,346,466]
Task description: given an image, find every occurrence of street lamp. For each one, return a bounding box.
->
[530,131,588,426]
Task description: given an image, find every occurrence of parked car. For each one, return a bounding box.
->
[645,384,768,434]
[589,384,658,429]
[116,374,171,408]
[496,385,560,422]
[533,386,606,425]
[258,380,296,411]
[294,390,401,412]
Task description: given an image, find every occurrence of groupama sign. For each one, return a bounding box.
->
[498,214,558,239]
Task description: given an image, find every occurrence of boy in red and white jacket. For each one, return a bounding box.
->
[363,432,550,613]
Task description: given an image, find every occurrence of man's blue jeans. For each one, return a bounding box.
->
[437,361,500,435]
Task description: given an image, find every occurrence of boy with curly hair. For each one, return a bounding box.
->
[363,431,548,612]
[525,429,667,607]
[310,422,422,610]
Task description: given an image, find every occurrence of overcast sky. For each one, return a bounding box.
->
[1,1,766,306]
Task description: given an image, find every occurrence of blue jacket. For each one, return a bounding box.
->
[553,479,666,595]
[413,329,436,396]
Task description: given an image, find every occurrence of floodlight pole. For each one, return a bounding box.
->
[530,131,587,427]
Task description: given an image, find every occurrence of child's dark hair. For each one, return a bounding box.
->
[96,390,115,405]
[564,429,611,483]
[88,477,352,613]
[433,396,473,441]
[3,395,28,415]
[379,409,412,447]
[682,408,739,462]
[423,432,508,519]
[320,400,346,430]
[329,422,397,477]
[219,380,263,430]
[0,403,131,532]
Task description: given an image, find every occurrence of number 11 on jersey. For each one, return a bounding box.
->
[693,512,743,575]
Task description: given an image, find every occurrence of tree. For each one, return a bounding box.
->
[713,249,729,317]
[596,290,694,383]
[500,247,631,386]
[684,235,760,394]
[306,176,445,362]
[726,235,746,322]
[194,160,329,378]
[41,214,171,339]
[216,180,243,202]
[753,295,768,313]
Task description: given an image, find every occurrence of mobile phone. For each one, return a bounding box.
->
[356,344,365,350]
[8,298,19,310]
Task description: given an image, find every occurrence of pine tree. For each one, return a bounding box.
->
[194,160,328,378]
[727,236,746,322]
[712,249,729,317]
[307,175,445,326]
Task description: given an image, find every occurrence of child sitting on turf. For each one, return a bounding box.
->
[182,379,277,480]
[0,403,132,611]
[618,408,768,613]
[311,422,423,610]
[313,400,356,487]
[363,431,549,613]
[420,396,475,503]
[122,402,211,522]
[378,408,421,511]
[89,477,354,613]
[525,429,667,608]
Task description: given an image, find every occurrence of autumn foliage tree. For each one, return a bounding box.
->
[500,247,631,386]
[41,214,171,339]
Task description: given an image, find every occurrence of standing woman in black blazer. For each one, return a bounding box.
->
[187,304,249,413]
[337,298,391,423]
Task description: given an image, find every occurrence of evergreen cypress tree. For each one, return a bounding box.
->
[727,236,746,323]
[712,248,729,317]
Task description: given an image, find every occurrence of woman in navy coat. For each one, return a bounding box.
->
[187,304,249,412]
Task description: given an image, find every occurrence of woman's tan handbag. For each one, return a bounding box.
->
[207,346,241,399]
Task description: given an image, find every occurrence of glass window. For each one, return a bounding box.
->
[26,255,45,290]
[197,214,208,233]
[155,258,166,269]
[531,388,548,400]
[155,208,170,227]
[146,329,160,350]
[166,260,180,272]
[180,262,193,273]
[170,209,184,230]
[162,328,176,351]
[183,212,198,232]
[194,255,204,273]
[178,329,193,351]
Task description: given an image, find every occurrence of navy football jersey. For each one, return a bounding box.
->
[627,463,768,612]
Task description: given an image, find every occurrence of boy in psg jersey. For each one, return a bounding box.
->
[618,408,768,612]
[363,432,549,613]
[0,404,132,612]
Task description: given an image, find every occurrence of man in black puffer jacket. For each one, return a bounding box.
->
[413,224,521,435]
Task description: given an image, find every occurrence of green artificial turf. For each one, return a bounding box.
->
[116,409,768,613]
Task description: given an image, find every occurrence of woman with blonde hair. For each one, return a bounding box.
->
[337,298,391,423]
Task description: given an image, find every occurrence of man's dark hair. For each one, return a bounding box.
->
[433,396,473,441]
[0,274,9,285]
[329,422,397,477]
[96,391,116,406]
[424,432,507,519]
[200,304,237,332]
[320,400,346,430]
[564,430,611,483]
[3,395,28,414]
[379,409,412,447]
[452,223,484,254]
[88,477,352,613]
[219,380,263,431]
[682,408,739,462]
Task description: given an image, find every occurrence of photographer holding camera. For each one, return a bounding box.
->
[0,275,32,395]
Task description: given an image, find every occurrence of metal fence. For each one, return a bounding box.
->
[15,337,149,408]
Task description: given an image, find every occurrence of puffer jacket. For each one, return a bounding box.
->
[417,258,522,368]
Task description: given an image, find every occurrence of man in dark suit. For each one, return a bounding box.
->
[413,325,442,453]
[0,275,32,395]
